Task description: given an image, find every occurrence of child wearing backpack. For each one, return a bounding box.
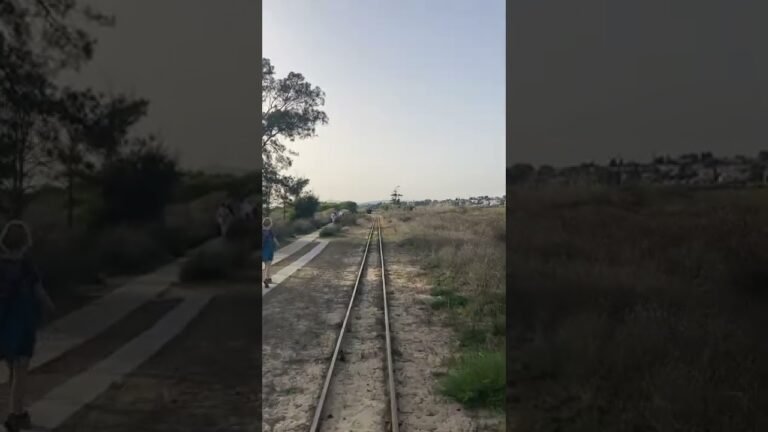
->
[0,221,55,432]
[262,218,280,289]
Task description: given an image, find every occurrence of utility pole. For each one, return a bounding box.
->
[390,186,402,206]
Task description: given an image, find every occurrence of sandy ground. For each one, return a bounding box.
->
[320,230,388,431]
[387,244,504,432]
[261,225,368,432]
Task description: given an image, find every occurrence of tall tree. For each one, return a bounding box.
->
[262,58,328,214]
[0,0,114,216]
[276,175,309,221]
[99,137,178,224]
[85,94,149,163]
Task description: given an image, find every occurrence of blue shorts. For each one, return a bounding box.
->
[262,248,274,262]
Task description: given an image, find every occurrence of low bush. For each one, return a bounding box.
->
[161,225,216,258]
[439,351,505,409]
[32,230,102,294]
[338,201,358,213]
[294,194,320,219]
[179,249,234,282]
[338,214,359,227]
[179,239,252,283]
[225,217,258,248]
[94,225,173,275]
[291,218,315,235]
[319,224,341,237]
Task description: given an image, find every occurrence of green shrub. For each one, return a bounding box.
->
[161,225,216,257]
[172,171,258,203]
[319,202,337,211]
[32,230,102,294]
[338,201,358,213]
[291,218,315,235]
[179,240,251,282]
[312,216,328,229]
[179,249,233,282]
[270,219,292,243]
[294,194,320,219]
[99,142,179,224]
[319,224,341,237]
[440,351,505,409]
[225,217,257,247]
[95,226,172,275]
[339,214,359,227]
[430,287,468,309]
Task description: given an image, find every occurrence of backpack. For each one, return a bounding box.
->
[262,229,274,248]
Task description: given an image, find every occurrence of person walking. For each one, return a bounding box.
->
[262,218,280,289]
[241,199,254,220]
[216,202,234,237]
[0,221,55,431]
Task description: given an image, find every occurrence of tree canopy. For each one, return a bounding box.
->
[261,58,327,211]
[0,2,155,220]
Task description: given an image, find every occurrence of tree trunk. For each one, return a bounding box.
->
[10,121,29,219]
[67,166,74,228]
[263,183,272,216]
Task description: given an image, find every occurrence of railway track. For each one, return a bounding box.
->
[309,215,400,432]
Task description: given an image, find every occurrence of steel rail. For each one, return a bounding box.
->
[378,216,400,432]
[308,221,375,432]
[308,216,399,432]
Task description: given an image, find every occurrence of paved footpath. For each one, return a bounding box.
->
[0,227,335,431]
[261,226,333,296]
[0,235,270,431]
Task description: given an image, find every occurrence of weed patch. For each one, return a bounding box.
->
[439,351,505,409]
[388,207,505,411]
[430,287,468,309]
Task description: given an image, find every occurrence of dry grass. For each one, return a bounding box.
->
[509,185,768,431]
[385,206,505,409]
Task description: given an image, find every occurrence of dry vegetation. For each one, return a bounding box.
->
[386,207,506,410]
[266,207,355,241]
[508,185,768,431]
[10,179,253,306]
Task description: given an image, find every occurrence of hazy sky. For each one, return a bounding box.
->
[264,1,505,203]
[509,0,768,167]
[65,0,258,172]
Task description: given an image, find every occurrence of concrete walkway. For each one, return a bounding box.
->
[273,229,323,265]
[262,240,329,297]
[31,290,213,430]
[0,261,183,384]
[20,225,323,383]
[0,225,328,429]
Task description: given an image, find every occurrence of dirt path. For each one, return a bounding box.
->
[319,229,388,431]
[261,224,368,432]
